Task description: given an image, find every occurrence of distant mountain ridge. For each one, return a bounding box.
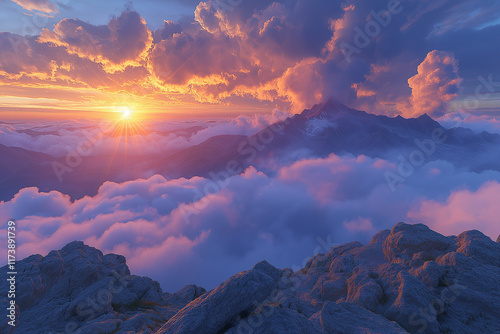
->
[245,100,500,168]
[1,101,500,201]
[2,222,499,333]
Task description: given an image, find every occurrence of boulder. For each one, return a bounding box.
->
[455,230,500,267]
[383,223,453,265]
[156,261,282,334]
[227,306,320,334]
[384,271,439,334]
[310,301,408,334]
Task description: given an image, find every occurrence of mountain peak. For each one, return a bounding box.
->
[301,99,352,119]
[411,112,443,130]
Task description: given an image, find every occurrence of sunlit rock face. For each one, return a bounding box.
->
[2,222,499,334]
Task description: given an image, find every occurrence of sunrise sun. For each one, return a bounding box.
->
[121,107,133,119]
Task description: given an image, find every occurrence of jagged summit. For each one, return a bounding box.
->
[2,222,499,334]
[301,99,354,119]
[301,99,441,129]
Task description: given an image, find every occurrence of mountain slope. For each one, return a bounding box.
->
[2,101,500,201]
[2,222,499,334]
[245,100,500,172]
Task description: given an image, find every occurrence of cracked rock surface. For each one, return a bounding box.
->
[2,222,499,334]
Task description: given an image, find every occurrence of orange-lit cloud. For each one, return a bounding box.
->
[407,50,463,118]
[38,11,153,72]
[1,0,498,117]
[11,0,58,13]
[350,51,463,117]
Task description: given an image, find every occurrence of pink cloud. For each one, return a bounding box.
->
[343,217,375,232]
[1,152,499,290]
[408,181,500,240]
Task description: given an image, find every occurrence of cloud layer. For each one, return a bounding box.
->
[1,153,499,291]
[38,11,152,71]
[1,0,499,115]
[0,111,287,157]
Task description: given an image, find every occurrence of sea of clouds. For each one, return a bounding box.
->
[1,118,499,291]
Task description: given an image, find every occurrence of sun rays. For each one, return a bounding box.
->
[99,107,150,178]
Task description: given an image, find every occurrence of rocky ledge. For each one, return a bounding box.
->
[1,222,499,334]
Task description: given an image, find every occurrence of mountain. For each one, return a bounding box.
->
[2,101,500,201]
[0,143,166,201]
[2,222,499,333]
[160,135,247,179]
[162,100,500,178]
[242,100,500,172]
[0,144,58,200]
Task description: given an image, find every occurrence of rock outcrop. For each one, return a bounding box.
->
[157,261,282,334]
[2,222,499,334]
[0,241,206,334]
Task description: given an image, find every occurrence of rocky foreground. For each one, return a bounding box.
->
[1,223,499,334]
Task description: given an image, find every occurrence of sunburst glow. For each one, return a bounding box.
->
[121,107,133,120]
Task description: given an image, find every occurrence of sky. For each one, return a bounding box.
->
[1,0,500,292]
[0,0,499,119]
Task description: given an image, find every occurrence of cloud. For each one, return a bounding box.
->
[0,31,150,94]
[0,33,55,77]
[38,11,153,71]
[0,112,288,157]
[408,181,500,239]
[439,112,500,134]
[2,1,499,115]
[11,0,58,14]
[147,0,346,106]
[407,50,463,118]
[350,50,463,117]
[1,152,499,291]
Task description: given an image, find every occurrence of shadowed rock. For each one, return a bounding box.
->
[156,261,282,334]
[0,241,205,334]
[310,301,408,334]
[2,222,499,334]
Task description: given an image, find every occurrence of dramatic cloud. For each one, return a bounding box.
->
[147,0,345,106]
[407,50,463,118]
[1,0,499,114]
[0,31,149,93]
[1,153,499,291]
[11,0,58,14]
[0,33,56,78]
[38,11,153,71]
